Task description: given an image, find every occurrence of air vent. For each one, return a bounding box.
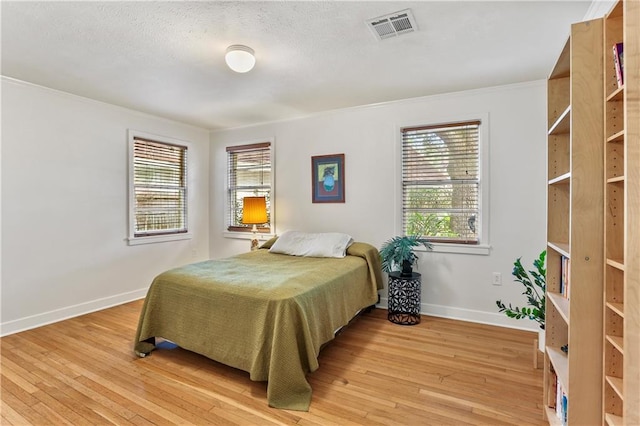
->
[366,9,418,41]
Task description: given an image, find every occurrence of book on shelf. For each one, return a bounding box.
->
[613,42,624,87]
[560,256,571,299]
[555,378,561,415]
[555,378,568,425]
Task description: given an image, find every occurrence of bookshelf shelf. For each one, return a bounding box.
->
[548,106,571,135]
[606,176,625,184]
[547,346,569,393]
[606,86,624,102]
[606,376,624,400]
[547,242,570,258]
[547,292,569,324]
[548,172,571,185]
[544,17,604,425]
[605,413,624,426]
[606,335,624,353]
[607,302,625,318]
[606,258,625,271]
[545,407,563,426]
[606,130,625,143]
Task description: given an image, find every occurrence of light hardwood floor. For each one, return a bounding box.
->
[1,300,544,425]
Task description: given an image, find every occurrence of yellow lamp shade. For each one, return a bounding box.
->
[242,197,267,225]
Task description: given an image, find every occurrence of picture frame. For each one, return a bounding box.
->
[311,153,345,203]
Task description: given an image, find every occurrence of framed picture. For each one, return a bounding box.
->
[311,153,345,203]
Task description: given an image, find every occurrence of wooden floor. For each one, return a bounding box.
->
[1,300,544,425]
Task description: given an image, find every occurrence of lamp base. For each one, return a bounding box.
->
[250,225,259,251]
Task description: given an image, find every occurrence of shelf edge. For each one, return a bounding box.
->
[548,242,570,258]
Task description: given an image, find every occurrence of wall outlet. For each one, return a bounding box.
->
[492,272,502,286]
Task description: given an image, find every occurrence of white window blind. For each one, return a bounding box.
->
[133,137,187,237]
[401,120,480,244]
[227,142,272,232]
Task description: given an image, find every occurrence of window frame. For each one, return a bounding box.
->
[396,114,490,255]
[223,138,275,239]
[127,130,192,246]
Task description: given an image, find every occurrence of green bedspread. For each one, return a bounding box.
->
[134,242,383,411]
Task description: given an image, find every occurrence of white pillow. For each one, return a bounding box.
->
[269,231,354,258]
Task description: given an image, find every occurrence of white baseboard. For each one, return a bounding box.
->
[2,292,538,337]
[1,288,148,337]
[377,297,539,333]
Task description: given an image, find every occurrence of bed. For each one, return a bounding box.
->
[133,236,383,411]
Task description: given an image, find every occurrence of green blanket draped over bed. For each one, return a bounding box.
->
[134,242,383,411]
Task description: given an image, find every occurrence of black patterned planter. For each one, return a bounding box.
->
[387,272,421,325]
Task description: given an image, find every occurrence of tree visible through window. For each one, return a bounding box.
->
[227,142,272,233]
[401,120,480,244]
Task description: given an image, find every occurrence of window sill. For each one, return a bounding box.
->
[223,231,275,242]
[417,243,491,256]
[127,233,192,246]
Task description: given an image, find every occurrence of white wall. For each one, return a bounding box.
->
[1,77,546,335]
[583,0,616,20]
[210,80,547,331]
[1,78,210,335]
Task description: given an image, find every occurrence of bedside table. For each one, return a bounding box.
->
[387,272,421,325]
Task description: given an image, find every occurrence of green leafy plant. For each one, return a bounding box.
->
[379,235,432,276]
[496,250,546,329]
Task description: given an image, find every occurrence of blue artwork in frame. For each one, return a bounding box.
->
[311,153,345,203]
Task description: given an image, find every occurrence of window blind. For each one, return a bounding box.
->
[227,142,271,232]
[133,137,187,237]
[401,121,480,244]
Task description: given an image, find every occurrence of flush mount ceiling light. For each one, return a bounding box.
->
[225,45,256,73]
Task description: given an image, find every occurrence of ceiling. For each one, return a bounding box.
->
[1,1,592,131]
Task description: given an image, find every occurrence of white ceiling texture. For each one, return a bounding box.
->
[1,1,592,131]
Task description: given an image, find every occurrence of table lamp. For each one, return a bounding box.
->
[242,196,267,251]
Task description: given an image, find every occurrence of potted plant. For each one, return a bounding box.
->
[379,235,432,277]
[496,250,546,330]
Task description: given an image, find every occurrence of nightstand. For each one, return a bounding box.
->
[387,272,421,325]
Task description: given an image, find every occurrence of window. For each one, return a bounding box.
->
[128,130,190,245]
[401,120,481,245]
[226,141,273,233]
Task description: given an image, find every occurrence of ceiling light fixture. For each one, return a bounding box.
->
[225,45,256,73]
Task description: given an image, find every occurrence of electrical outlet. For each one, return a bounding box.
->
[492,272,502,286]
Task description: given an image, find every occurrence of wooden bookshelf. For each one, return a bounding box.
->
[603,2,625,422]
[603,0,640,424]
[544,18,604,425]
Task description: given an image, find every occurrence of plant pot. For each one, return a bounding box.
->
[400,260,413,277]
